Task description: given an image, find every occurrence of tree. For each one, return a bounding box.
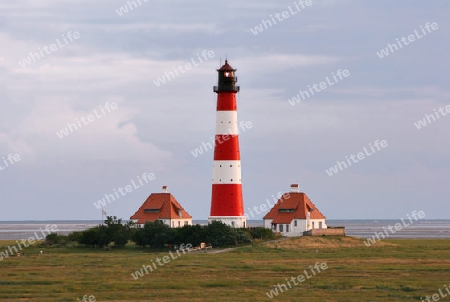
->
[205,220,237,247]
[248,227,274,240]
[132,220,175,249]
[78,227,109,247]
[173,224,206,247]
[75,216,133,248]
[104,216,132,247]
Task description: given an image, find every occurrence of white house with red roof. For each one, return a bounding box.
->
[130,186,192,228]
[263,184,327,237]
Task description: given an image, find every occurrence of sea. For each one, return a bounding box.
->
[1,220,450,240]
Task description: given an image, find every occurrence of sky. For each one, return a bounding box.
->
[0,0,449,221]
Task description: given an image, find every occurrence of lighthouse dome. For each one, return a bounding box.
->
[218,60,235,71]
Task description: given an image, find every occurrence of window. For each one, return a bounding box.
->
[279,224,283,232]
[312,222,315,229]
[272,224,276,230]
[294,220,297,227]
[286,224,290,232]
[319,221,323,229]
[144,209,159,213]
[184,221,189,226]
[178,221,181,227]
[278,209,294,213]
[231,221,235,227]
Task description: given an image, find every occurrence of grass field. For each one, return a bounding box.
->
[1,236,449,302]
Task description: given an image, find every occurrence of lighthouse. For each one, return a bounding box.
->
[208,60,246,228]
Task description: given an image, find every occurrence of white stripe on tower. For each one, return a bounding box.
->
[215,111,238,135]
[212,160,242,184]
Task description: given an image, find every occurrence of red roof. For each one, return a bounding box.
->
[263,192,326,224]
[218,60,235,71]
[130,193,192,224]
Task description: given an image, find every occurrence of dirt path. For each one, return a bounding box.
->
[205,247,236,254]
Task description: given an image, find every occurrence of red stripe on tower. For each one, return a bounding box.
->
[208,60,246,228]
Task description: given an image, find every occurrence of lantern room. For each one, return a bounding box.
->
[213,60,240,93]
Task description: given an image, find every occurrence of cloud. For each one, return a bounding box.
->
[17,98,171,168]
[0,133,35,161]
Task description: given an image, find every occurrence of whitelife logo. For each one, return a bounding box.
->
[131,243,193,280]
[250,0,313,35]
[56,102,118,139]
[266,262,328,299]
[288,69,350,106]
[0,153,21,172]
[325,140,388,176]
[77,295,96,302]
[0,225,58,261]
[420,283,450,302]
[190,121,253,158]
[363,210,425,247]
[18,31,81,68]
[93,172,156,209]
[115,0,149,16]
[245,191,290,219]
[153,50,215,87]
[414,105,450,129]
[376,22,439,59]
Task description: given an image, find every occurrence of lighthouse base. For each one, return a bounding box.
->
[208,216,247,228]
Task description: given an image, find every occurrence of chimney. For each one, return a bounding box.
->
[162,186,168,193]
[290,184,299,193]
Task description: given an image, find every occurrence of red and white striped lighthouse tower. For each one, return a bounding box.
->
[208,60,246,228]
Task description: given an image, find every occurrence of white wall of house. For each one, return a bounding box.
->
[132,218,192,228]
[264,219,327,237]
[208,216,247,228]
[169,219,192,228]
[263,219,272,230]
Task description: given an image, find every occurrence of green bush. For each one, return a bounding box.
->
[45,233,71,245]
[71,217,259,249]
[132,220,175,248]
[74,216,135,248]
[248,227,274,240]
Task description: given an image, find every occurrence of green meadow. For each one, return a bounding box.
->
[0,237,449,302]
